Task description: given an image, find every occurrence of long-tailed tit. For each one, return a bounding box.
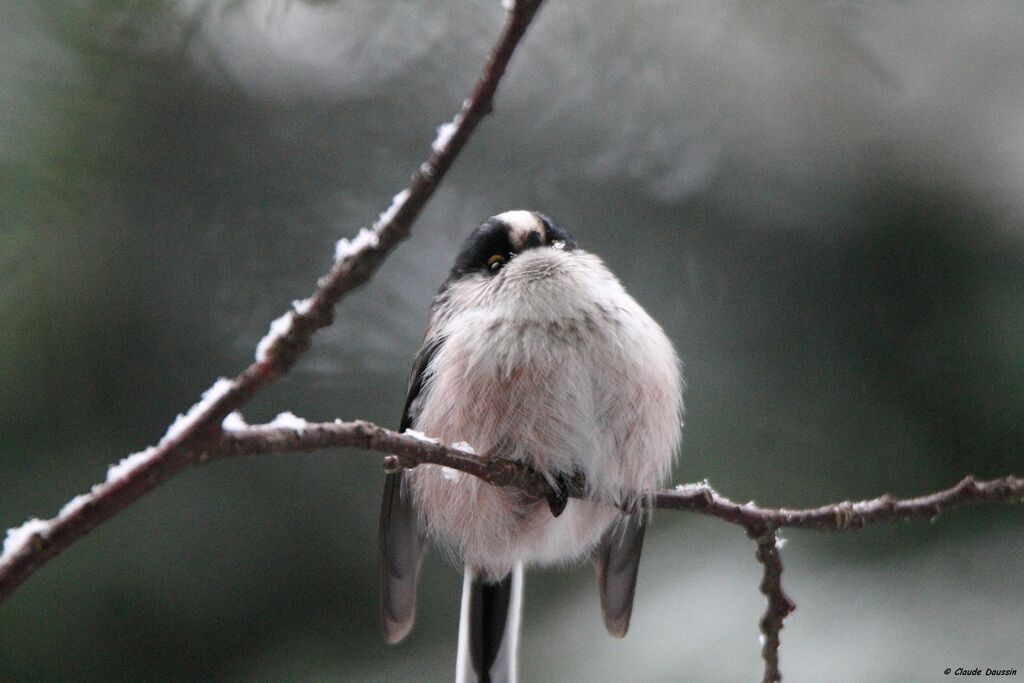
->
[380,211,683,682]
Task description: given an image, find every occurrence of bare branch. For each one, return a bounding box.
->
[0,0,547,603]
[750,529,795,683]
[217,419,555,496]
[213,419,1019,682]
[213,421,1024,525]
[215,420,1020,680]
[653,476,1024,531]
[214,420,1024,528]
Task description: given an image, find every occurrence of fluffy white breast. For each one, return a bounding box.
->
[408,245,682,575]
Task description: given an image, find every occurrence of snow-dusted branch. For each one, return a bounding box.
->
[217,417,556,497]
[0,0,547,605]
[5,415,1022,680]
[214,419,1024,532]
[8,414,1018,606]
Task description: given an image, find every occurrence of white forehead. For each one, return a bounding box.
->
[494,210,544,248]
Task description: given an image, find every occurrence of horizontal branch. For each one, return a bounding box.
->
[216,417,556,497]
[5,414,1020,606]
[0,0,547,603]
[654,474,1024,531]
[5,416,1020,683]
[213,417,1024,683]
[217,420,1024,530]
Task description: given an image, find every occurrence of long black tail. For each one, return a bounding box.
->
[456,563,524,683]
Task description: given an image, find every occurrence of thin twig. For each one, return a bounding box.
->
[653,476,1024,530]
[750,528,795,683]
[0,0,547,604]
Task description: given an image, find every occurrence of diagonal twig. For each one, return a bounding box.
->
[0,0,548,604]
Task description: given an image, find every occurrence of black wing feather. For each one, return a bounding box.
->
[592,513,647,638]
[379,333,445,643]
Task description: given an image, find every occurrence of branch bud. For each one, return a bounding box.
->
[382,455,403,474]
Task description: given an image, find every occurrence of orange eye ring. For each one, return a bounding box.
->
[487,254,506,272]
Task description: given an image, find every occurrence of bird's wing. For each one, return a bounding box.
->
[591,512,646,638]
[379,334,445,643]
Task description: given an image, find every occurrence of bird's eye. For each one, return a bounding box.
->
[487,254,506,273]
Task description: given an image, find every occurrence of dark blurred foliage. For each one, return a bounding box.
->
[1,1,1022,680]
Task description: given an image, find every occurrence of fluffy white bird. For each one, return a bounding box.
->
[380,210,683,683]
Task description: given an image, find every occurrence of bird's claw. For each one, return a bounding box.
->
[546,489,568,517]
[546,474,571,517]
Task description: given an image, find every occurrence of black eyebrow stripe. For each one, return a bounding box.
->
[445,218,514,281]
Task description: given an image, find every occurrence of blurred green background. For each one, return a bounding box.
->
[2,1,1022,681]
